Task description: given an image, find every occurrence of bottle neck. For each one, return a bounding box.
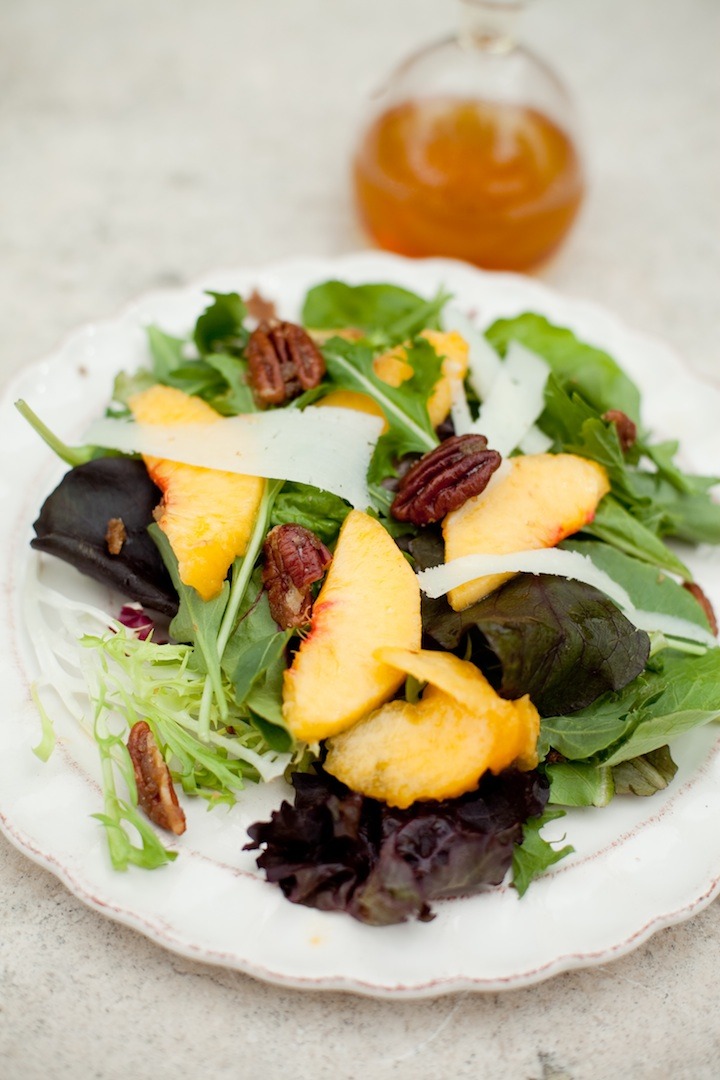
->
[458,0,525,54]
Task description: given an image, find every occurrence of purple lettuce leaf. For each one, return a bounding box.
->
[246,767,549,925]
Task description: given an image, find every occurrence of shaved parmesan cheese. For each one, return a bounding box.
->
[470,341,549,457]
[626,610,717,648]
[417,548,718,647]
[443,310,551,456]
[518,426,553,455]
[443,308,501,401]
[84,406,384,510]
[449,377,474,436]
[417,548,633,609]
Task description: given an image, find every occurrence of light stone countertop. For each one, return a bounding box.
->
[1,1,719,1077]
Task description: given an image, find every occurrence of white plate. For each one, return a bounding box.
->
[2,252,720,999]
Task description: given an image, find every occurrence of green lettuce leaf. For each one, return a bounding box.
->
[486,313,641,422]
[612,745,678,796]
[540,647,720,763]
[546,761,615,807]
[512,808,573,897]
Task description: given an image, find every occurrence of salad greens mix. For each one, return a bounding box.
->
[20,278,720,925]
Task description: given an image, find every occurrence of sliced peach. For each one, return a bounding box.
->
[129,385,265,601]
[282,510,421,744]
[373,330,469,428]
[443,453,610,610]
[315,389,388,432]
[324,648,539,808]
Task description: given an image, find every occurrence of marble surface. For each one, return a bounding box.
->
[1,1,718,1076]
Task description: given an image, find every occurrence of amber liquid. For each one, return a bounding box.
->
[353,97,584,271]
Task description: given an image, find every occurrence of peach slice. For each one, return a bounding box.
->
[324,648,539,808]
[129,385,265,600]
[315,389,388,432]
[443,453,610,610]
[374,329,469,428]
[282,510,421,744]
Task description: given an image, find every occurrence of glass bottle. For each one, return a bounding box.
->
[353,0,585,271]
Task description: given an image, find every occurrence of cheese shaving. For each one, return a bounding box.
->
[417,548,633,607]
[417,548,717,646]
[470,341,550,457]
[449,377,474,436]
[84,406,384,509]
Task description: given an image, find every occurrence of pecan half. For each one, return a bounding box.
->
[391,434,502,525]
[247,320,325,406]
[683,581,718,636]
[602,409,637,453]
[262,524,332,629]
[127,721,186,835]
[105,517,127,556]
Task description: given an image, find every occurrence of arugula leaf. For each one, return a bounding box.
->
[512,808,573,897]
[15,399,101,467]
[150,525,228,713]
[584,496,691,578]
[270,482,350,546]
[546,761,615,807]
[540,647,720,764]
[202,352,255,415]
[612,745,678,796]
[628,452,720,544]
[322,336,440,454]
[423,574,650,716]
[193,291,249,357]
[486,313,641,422]
[303,281,450,343]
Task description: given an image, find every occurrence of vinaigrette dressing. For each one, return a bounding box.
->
[354,96,584,271]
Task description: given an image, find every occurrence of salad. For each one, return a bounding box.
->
[19,278,720,927]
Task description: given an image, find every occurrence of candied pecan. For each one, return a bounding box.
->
[391,434,502,525]
[247,320,325,406]
[245,288,277,322]
[262,524,332,629]
[105,517,127,556]
[602,409,637,452]
[683,581,718,636]
[127,721,186,836]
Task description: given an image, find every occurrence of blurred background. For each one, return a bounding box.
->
[1,0,718,380]
[1,2,720,1077]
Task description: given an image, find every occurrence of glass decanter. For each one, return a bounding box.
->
[353,0,585,271]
